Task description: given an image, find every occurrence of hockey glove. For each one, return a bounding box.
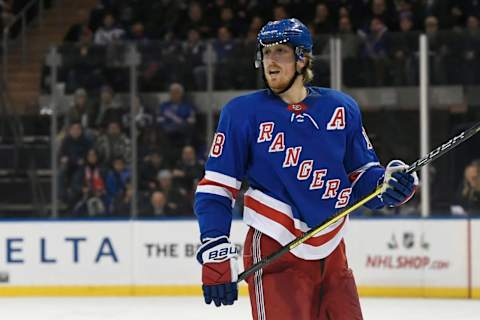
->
[196,236,239,307]
[381,160,418,207]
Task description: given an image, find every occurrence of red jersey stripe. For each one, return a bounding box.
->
[244,195,345,247]
[198,178,239,199]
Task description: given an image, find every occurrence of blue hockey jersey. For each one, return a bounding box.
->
[195,87,385,260]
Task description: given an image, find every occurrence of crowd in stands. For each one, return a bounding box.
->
[43,0,480,93]
[48,0,480,218]
[57,82,202,217]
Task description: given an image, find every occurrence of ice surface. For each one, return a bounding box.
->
[0,297,479,320]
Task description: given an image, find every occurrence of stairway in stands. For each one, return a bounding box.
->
[0,0,97,217]
[5,0,98,114]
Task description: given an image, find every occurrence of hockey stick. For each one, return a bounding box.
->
[238,121,480,282]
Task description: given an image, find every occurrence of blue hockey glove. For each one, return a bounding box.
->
[381,160,418,207]
[196,236,239,307]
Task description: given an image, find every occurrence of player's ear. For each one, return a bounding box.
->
[296,58,307,73]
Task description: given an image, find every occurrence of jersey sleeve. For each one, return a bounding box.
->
[194,99,251,240]
[343,98,385,209]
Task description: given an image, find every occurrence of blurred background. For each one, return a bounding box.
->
[1,0,479,220]
[1,0,480,310]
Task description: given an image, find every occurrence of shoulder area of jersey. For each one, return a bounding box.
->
[308,86,359,108]
[221,89,271,113]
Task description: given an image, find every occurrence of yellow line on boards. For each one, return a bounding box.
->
[473,288,480,299]
[0,285,477,299]
[0,285,249,297]
[357,286,470,298]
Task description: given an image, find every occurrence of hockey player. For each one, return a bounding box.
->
[195,18,417,319]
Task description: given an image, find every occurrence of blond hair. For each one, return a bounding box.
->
[301,52,314,84]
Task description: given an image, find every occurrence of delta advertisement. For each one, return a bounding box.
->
[0,219,478,298]
[0,221,132,285]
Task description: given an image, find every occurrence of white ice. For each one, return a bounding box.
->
[0,297,479,320]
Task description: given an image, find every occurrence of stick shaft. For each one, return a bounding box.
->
[238,121,480,282]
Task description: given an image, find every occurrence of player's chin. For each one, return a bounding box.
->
[266,79,288,93]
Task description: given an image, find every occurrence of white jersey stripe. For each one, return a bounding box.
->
[195,185,236,208]
[245,188,344,235]
[204,170,242,190]
[244,207,347,260]
[348,161,381,189]
[349,161,381,176]
[196,185,233,200]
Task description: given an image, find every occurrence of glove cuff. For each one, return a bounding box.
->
[196,236,239,264]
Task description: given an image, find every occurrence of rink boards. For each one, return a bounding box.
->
[0,218,478,298]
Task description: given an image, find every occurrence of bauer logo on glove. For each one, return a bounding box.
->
[208,246,238,261]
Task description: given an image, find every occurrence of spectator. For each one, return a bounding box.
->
[157,169,192,215]
[137,127,163,162]
[127,21,150,45]
[172,145,204,193]
[139,150,165,191]
[248,15,264,34]
[64,44,105,92]
[424,15,447,84]
[368,0,397,31]
[140,190,172,216]
[121,96,154,131]
[273,5,289,21]
[95,85,125,128]
[213,26,237,89]
[388,11,418,86]
[232,26,259,89]
[112,182,133,216]
[312,3,334,34]
[143,0,182,39]
[421,0,449,28]
[452,160,480,215]
[183,28,207,89]
[89,0,111,32]
[147,35,185,91]
[156,83,196,149]
[95,121,132,165]
[359,17,390,86]
[462,15,480,85]
[71,148,107,216]
[338,6,350,20]
[64,9,93,43]
[338,16,361,58]
[58,122,93,204]
[233,0,258,32]
[105,157,130,211]
[65,88,97,131]
[93,12,125,45]
[217,6,244,36]
[337,16,362,86]
[178,1,210,38]
[399,11,415,33]
[446,3,466,30]
[206,0,228,25]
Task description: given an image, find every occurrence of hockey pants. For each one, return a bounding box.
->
[243,227,363,320]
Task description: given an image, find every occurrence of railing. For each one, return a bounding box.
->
[1,0,47,83]
[1,31,479,219]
